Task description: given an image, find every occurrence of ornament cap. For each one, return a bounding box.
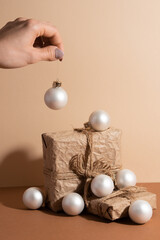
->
[52,79,62,88]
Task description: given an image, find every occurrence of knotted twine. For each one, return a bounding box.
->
[70,123,148,212]
[69,122,121,207]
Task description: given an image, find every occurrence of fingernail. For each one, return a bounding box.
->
[55,48,64,59]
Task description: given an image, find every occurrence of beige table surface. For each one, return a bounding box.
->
[0,183,159,240]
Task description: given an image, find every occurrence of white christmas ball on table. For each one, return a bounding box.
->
[23,187,43,209]
[89,110,110,131]
[129,200,153,224]
[116,169,137,189]
[62,193,84,215]
[91,174,114,197]
[44,81,68,110]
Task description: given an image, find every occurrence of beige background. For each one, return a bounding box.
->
[0,0,160,187]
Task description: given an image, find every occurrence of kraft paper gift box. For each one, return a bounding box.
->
[42,127,121,212]
[87,186,157,221]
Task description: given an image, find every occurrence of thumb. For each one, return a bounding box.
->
[35,46,64,62]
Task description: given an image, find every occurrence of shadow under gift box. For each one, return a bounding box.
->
[41,127,121,212]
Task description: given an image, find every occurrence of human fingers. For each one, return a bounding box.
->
[28,20,64,52]
[29,45,64,63]
[14,17,27,22]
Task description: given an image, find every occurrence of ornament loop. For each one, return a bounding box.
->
[52,80,62,88]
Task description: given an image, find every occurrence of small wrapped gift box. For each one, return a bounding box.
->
[87,186,157,221]
[42,127,121,212]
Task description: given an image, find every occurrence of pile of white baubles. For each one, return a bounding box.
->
[23,110,153,224]
[61,169,152,224]
[23,169,152,224]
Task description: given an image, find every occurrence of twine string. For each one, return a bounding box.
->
[70,123,121,206]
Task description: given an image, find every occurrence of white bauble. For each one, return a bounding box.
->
[23,187,43,209]
[44,83,68,110]
[91,174,114,197]
[89,110,110,131]
[116,169,136,189]
[62,193,84,215]
[129,200,153,224]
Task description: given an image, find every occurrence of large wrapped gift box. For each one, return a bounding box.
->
[42,127,121,212]
[87,186,157,221]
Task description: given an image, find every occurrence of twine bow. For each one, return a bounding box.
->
[69,123,121,206]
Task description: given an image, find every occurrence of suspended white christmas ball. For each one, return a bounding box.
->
[91,174,114,197]
[89,110,110,131]
[116,169,137,189]
[23,187,43,210]
[129,200,153,224]
[62,193,84,216]
[44,81,68,110]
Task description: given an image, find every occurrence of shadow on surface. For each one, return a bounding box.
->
[115,217,137,225]
[0,149,43,209]
[40,206,109,222]
[40,207,70,217]
[0,187,27,210]
[40,206,133,224]
[0,149,43,187]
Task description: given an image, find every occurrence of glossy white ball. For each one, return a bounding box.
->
[62,193,84,215]
[129,200,153,224]
[89,110,110,131]
[44,87,68,110]
[23,187,43,209]
[91,174,114,197]
[116,169,137,189]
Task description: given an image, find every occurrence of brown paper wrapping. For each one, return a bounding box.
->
[42,127,121,212]
[87,186,157,221]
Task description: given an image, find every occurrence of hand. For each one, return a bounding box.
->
[0,18,64,69]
